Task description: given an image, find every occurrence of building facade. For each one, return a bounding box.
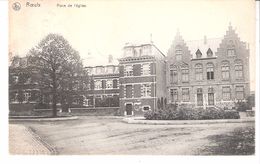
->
[85,65,120,108]
[9,24,251,116]
[118,43,166,115]
[166,24,250,109]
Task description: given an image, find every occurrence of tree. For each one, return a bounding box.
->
[28,34,84,117]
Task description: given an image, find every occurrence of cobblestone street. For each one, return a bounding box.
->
[9,124,56,155]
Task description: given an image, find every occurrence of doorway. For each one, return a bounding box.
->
[126,103,133,115]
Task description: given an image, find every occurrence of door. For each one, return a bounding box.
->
[126,103,133,115]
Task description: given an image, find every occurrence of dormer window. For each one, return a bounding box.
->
[207,48,213,57]
[175,45,182,61]
[196,49,202,58]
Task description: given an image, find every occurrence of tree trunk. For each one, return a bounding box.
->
[52,71,57,117]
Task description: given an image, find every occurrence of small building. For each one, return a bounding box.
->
[118,42,166,116]
[85,65,120,108]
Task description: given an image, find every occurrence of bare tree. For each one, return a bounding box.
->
[28,34,84,117]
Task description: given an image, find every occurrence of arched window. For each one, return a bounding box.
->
[181,65,189,82]
[207,48,213,57]
[170,65,178,84]
[206,63,214,80]
[221,61,230,80]
[195,63,203,81]
[196,49,202,58]
[227,40,236,56]
[175,45,182,61]
[235,59,243,79]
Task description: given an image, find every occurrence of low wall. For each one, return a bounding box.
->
[9,104,35,116]
[10,104,120,116]
[69,107,120,116]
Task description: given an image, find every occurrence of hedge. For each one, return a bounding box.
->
[144,107,240,120]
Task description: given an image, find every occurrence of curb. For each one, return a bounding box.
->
[27,127,58,155]
[122,117,255,125]
[9,116,79,122]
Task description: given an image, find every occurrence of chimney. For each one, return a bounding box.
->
[204,35,207,44]
[108,54,113,63]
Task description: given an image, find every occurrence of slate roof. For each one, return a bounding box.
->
[186,37,222,59]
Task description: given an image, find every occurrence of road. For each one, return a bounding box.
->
[9,116,255,155]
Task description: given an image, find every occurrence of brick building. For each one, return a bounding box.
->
[166,24,250,109]
[85,65,120,108]
[9,24,251,116]
[118,43,166,115]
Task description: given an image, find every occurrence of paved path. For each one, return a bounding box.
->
[9,124,56,155]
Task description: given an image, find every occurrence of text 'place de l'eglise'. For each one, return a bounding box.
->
[9,24,251,116]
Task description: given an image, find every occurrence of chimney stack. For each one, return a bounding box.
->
[108,54,113,64]
[204,35,207,44]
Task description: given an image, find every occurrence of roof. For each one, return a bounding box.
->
[186,37,222,59]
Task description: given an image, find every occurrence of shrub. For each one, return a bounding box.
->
[144,107,240,120]
[236,101,251,112]
[224,110,240,119]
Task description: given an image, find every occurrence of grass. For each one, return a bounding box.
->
[199,126,255,155]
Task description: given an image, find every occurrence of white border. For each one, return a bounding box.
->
[1,1,259,164]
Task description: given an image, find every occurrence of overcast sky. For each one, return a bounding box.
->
[9,0,256,90]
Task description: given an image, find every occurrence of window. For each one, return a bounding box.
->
[208,87,214,105]
[13,76,18,84]
[106,80,113,89]
[143,106,150,111]
[125,65,133,76]
[221,61,230,80]
[227,49,235,56]
[126,85,132,98]
[142,84,151,97]
[196,49,202,58]
[175,45,182,61]
[227,40,236,56]
[206,63,214,80]
[235,60,243,79]
[170,66,178,84]
[106,66,114,74]
[96,67,104,74]
[236,86,244,100]
[125,48,132,57]
[142,64,150,75]
[24,92,31,102]
[170,89,174,102]
[182,88,189,102]
[170,89,178,102]
[195,64,203,81]
[94,80,102,90]
[197,88,203,106]
[222,86,231,101]
[113,79,118,88]
[207,48,213,57]
[181,65,189,82]
[170,70,174,83]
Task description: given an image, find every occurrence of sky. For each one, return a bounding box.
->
[9,0,256,90]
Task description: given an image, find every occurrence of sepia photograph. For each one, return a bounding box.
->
[5,0,258,158]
